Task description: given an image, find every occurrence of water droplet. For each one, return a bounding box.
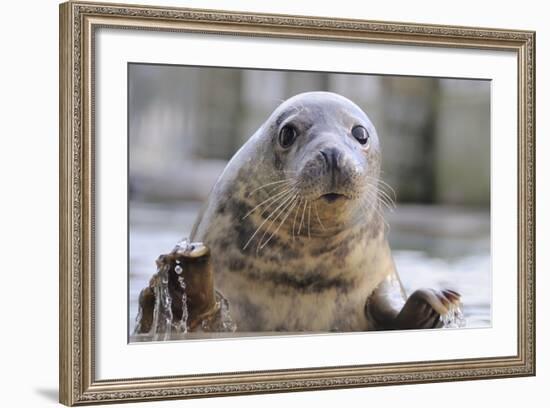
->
[177,275,189,334]
[440,303,466,328]
[175,238,189,252]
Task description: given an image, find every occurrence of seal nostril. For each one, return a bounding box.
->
[320,150,329,166]
[320,148,340,171]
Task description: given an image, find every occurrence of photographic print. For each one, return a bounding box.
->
[128,64,491,342]
[60,2,534,404]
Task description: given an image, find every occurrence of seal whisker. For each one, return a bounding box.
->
[377,180,397,200]
[374,194,394,213]
[246,178,294,197]
[367,192,389,218]
[259,195,298,251]
[297,199,308,236]
[359,190,389,230]
[256,196,294,253]
[241,187,294,220]
[375,185,393,202]
[375,187,396,210]
[364,175,397,203]
[292,197,302,240]
[367,196,391,232]
[256,194,297,252]
[377,193,396,214]
[307,202,312,239]
[313,202,327,231]
[242,190,296,250]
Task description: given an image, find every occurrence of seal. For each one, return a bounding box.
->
[190,91,460,332]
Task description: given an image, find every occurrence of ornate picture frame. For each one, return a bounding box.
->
[59,1,535,405]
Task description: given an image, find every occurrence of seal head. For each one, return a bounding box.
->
[265,92,381,234]
[193,91,382,240]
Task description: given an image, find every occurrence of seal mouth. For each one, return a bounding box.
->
[320,192,348,203]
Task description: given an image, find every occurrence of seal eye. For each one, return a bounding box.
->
[279,125,298,149]
[352,125,369,145]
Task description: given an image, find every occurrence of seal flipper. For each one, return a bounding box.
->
[393,288,461,329]
[365,272,462,330]
[365,271,407,330]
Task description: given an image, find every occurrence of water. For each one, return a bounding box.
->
[440,304,466,328]
[146,260,176,341]
[174,274,188,333]
[132,237,237,341]
[128,201,490,339]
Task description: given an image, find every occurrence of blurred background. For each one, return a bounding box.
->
[128,63,491,335]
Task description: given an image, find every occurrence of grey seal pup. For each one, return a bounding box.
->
[190,91,460,332]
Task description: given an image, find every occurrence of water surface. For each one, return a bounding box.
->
[128,202,490,338]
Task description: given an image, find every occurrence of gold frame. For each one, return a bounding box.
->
[59,1,536,405]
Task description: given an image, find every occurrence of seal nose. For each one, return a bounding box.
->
[320,147,341,172]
